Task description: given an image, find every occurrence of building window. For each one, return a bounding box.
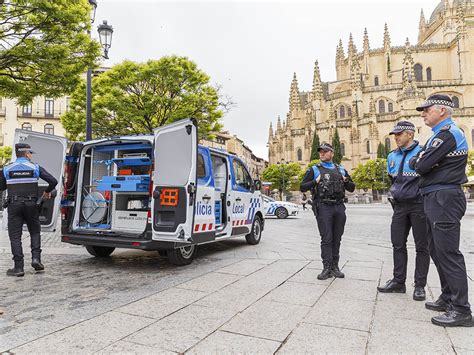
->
[45,98,54,117]
[374,76,379,86]
[347,106,352,117]
[297,148,302,161]
[366,140,371,154]
[44,123,54,135]
[378,100,385,113]
[452,96,460,108]
[426,67,432,81]
[339,106,345,118]
[22,122,32,131]
[340,143,345,157]
[414,63,423,81]
[385,137,391,151]
[22,104,32,116]
[388,102,393,112]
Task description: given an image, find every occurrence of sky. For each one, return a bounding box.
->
[94,0,440,158]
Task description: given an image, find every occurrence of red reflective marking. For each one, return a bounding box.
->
[194,224,199,232]
[208,223,213,230]
[201,224,207,231]
[131,242,140,246]
[232,221,235,226]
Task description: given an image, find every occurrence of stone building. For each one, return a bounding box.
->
[268,0,474,171]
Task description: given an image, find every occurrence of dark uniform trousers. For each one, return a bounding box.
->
[316,202,346,264]
[391,202,430,286]
[8,201,42,262]
[424,188,471,314]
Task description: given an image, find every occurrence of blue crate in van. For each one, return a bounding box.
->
[101,175,150,183]
[111,157,151,167]
[97,175,150,192]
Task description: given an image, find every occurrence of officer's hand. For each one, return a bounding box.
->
[42,192,52,199]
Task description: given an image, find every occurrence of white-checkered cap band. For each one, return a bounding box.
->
[394,125,415,132]
[422,99,454,108]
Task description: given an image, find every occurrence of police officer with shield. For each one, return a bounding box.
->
[300,143,356,280]
[377,121,430,301]
[411,94,472,327]
[0,143,57,277]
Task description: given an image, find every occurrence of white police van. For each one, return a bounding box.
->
[17,119,264,265]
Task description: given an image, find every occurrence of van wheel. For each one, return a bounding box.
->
[85,245,115,257]
[246,216,262,245]
[167,245,197,266]
[275,207,289,219]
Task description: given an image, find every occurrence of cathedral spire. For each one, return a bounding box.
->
[348,33,357,58]
[363,28,370,53]
[398,37,423,101]
[268,121,273,140]
[456,0,466,37]
[277,115,282,131]
[336,39,345,65]
[418,9,426,43]
[383,23,391,50]
[312,60,323,99]
[289,72,301,111]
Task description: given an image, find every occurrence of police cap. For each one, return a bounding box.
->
[389,121,415,135]
[15,143,35,154]
[318,142,334,152]
[416,94,454,112]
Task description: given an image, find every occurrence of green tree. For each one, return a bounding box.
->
[351,159,390,191]
[0,147,12,168]
[332,129,342,164]
[0,0,101,104]
[310,131,320,161]
[377,142,388,159]
[61,57,226,140]
[467,151,474,177]
[262,162,303,198]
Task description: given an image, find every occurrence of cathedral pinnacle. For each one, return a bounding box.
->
[312,60,323,99]
[269,121,273,140]
[383,23,391,50]
[289,72,301,111]
[418,9,426,42]
[456,0,466,36]
[277,115,282,131]
[363,28,370,53]
[336,39,345,64]
[348,33,357,58]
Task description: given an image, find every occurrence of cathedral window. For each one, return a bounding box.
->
[378,100,385,113]
[426,67,432,81]
[297,148,302,161]
[340,143,345,157]
[452,96,460,108]
[374,76,379,86]
[366,140,371,154]
[347,106,352,117]
[339,106,345,118]
[414,63,423,82]
[388,102,393,112]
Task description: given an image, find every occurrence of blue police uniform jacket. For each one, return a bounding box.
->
[2,157,40,197]
[311,162,348,180]
[300,161,355,195]
[387,141,422,202]
[411,117,468,194]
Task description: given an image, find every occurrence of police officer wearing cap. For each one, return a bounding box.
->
[0,143,57,277]
[410,94,472,327]
[377,121,430,301]
[300,142,355,280]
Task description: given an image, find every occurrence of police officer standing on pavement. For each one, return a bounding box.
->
[377,121,430,301]
[0,143,57,277]
[300,143,356,280]
[410,94,472,327]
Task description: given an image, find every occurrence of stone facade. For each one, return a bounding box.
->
[268,0,474,171]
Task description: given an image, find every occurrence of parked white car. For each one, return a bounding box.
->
[262,195,299,219]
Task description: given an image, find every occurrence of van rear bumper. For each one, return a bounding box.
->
[61,233,186,251]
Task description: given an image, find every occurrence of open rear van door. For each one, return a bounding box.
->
[152,119,197,242]
[2,129,67,231]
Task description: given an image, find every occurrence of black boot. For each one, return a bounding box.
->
[413,285,426,301]
[431,310,473,327]
[425,297,449,312]
[7,261,25,277]
[331,261,345,278]
[317,262,333,280]
[31,258,44,271]
[377,279,406,293]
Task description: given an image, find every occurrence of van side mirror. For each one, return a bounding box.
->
[254,179,262,191]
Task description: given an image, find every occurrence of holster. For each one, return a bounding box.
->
[388,197,395,210]
[311,200,318,217]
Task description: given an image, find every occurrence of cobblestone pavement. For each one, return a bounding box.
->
[0,204,473,354]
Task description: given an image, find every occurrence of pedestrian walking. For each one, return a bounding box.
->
[0,143,58,277]
[300,142,355,280]
[411,94,472,327]
[377,121,430,301]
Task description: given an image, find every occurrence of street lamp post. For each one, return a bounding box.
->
[86,0,113,141]
[277,159,286,201]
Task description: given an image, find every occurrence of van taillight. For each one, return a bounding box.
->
[160,188,179,207]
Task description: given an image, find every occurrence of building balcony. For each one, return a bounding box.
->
[17,108,63,119]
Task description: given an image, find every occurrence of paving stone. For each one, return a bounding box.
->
[374,294,436,322]
[278,323,368,354]
[447,327,474,351]
[97,340,176,354]
[324,278,379,302]
[187,330,281,354]
[262,281,327,306]
[215,260,267,276]
[116,287,208,320]
[342,264,381,282]
[176,272,242,293]
[124,304,235,353]
[305,296,374,332]
[222,300,310,342]
[262,259,309,273]
[287,267,334,285]
[11,311,155,354]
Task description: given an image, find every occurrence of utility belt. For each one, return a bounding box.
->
[317,198,344,205]
[3,196,38,208]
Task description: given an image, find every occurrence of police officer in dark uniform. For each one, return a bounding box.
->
[411,94,472,327]
[0,143,57,277]
[377,121,430,301]
[300,143,356,280]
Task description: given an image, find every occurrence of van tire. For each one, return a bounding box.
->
[246,216,262,245]
[167,245,197,266]
[275,207,289,219]
[85,245,115,257]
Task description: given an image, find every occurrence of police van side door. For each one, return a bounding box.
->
[2,129,67,232]
[230,157,254,236]
[193,147,216,243]
[152,119,197,242]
